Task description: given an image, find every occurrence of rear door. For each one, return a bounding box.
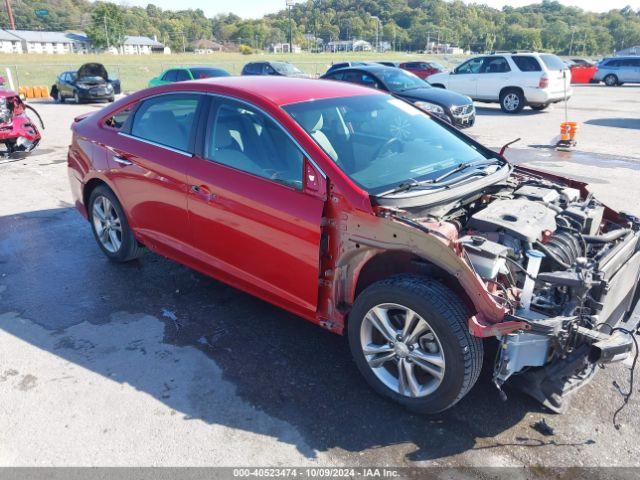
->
[184,96,326,316]
[476,56,511,100]
[106,93,203,258]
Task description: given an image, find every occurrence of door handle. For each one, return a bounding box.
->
[190,185,216,201]
[113,155,133,166]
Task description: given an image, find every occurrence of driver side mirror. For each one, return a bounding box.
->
[303,158,327,199]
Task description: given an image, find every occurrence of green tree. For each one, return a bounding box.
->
[86,2,125,49]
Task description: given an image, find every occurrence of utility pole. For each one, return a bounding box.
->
[286,0,294,54]
[4,0,15,30]
[569,26,577,56]
[371,15,380,53]
[103,14,110,49]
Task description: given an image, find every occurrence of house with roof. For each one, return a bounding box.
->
[325,39,372,53]
[0,29,22,53]
[193,39,224,54]
[109,36,169,55]
[615,45,640,56]
[6,30,89,54]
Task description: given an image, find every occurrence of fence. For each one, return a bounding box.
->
[0,56,465,94]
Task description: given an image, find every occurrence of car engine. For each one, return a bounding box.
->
[403,171,640,411]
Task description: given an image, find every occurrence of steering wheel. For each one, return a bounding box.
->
[373,137,402,160]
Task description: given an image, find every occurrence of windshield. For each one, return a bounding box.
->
[378,69,428,92]
[189,67,230,79]
[283,94,490,194]
[540,54,566,71]
[272,62,303,75]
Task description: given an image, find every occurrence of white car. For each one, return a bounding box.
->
[427,53,572,113]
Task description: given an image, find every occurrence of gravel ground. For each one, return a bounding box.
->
[0,85,639,468]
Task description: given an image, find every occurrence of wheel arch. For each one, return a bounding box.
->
[350,250,477,319]
[82,176,118,220]
[499,85,524,99]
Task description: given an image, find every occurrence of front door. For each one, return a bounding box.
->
[476,56,511,100]
[105,93,203,258]
[448,57,484,98]
[185,97,325,317]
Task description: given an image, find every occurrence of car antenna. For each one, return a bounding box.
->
[499,137,521,156]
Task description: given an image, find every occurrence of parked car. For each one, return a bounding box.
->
[321,65,475,128]
[241,61,308,77]
[50,63,120,103]
[325,61,372,75]
[399,61,446,80]
[567,59,598,84]
[148,67,230,87]
[593,57,640,86]
[427,53,572,113]
[0,79,43,156]
[68,77,639,414]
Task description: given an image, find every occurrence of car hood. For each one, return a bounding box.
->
[400,87,472,108]
[426,72,449,84]
[77,63,108,82]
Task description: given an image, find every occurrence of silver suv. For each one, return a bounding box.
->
[594,57,640,86]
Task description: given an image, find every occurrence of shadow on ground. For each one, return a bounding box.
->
[0,207,556,463]
[585,118,640,130]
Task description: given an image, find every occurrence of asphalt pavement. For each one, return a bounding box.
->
[0,86,639,467]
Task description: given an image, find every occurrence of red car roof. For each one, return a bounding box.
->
[189,76,382,106]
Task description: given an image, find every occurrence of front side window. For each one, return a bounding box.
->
[456,57,484,74]
[512,56,542,72]
[131,94,200,151]
[283,94,489,193]
[205,100,303,188]
[271,62,303,76]
[481,57,510,73]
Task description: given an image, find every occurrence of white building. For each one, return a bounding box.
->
[615,46,640,56]
[325,39,372,52]
[121,36,168,55]
[268,42,301,54]
[6,30,89,54]
[0,29,22,53]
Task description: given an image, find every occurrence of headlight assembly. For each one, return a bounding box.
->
[414,101,445,116]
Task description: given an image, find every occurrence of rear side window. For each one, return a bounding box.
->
[512,56,542,72]
[131,94,200,152]
[162,70,178,82]
[205,100,303,188]
[540,54,565,71]
[105,106,133,130]
[175,69,191,81]
[242,63,258,74]
[481,57,510,73]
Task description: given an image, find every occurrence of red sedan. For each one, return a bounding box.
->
[68,77,639,413]
[399,61,445,79]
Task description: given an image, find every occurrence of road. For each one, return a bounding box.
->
[0,85,639,467]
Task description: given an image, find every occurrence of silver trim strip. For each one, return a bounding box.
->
[118,132,194,157]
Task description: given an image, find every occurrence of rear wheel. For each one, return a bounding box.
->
[348,275,483,413]
[604,74,618,86]
[500,88,525,113]
[88,185,144,262]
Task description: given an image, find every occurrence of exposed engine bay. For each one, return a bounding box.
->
[0,91,44,156]
[393,168,640,412]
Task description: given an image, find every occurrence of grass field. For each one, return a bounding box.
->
[0,52,466,92]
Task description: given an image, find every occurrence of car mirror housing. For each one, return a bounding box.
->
[303,158,326,199]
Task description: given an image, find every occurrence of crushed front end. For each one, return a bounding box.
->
[376,166,640,412]
[0,92,43,156]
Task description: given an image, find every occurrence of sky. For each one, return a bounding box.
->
[123,0,640,18]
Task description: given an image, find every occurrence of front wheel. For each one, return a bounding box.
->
[604,74,618,86]
[89,185,144,262]
[348,275,483,413]
[499,89,525,113]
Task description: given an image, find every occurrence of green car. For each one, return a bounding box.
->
[148,66,230,87]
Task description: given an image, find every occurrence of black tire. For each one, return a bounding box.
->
[530,104,548,111]
[88,185,144,262]
[604,74,618,87]
[348,275,483,413]
[53,88,64,103]
[499,88,525,113]
[108,96,115,103]
[74,91,83,104]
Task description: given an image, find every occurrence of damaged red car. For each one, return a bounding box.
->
[68,77,640,413]
[0,79,43,156]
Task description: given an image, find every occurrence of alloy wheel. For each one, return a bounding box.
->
[360,303,445,398]
[92,195,123,253]
[503,93,520,111]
